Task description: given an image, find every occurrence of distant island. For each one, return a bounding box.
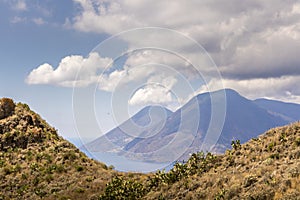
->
[84,89,300,163]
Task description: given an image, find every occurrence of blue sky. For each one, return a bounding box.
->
[1,0,300,145]
[0,0,107,142]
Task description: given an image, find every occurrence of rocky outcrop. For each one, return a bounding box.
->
[0,100,56,151]
[0,98,15,120]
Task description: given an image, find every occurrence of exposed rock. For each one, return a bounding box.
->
[0,98,15,120]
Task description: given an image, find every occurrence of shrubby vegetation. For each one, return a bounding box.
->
[99,123,300,200]
[1,98,300,199]
[0,100,117,199]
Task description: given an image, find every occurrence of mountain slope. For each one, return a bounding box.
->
[84,106,172,153]
[99,122,300,199]
[118,89,290,161]
[0,98,124,199]
[254,98,300,122]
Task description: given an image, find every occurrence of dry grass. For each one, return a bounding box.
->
[0,100,132,199]
[144,122,300,199]
[1,98,300,199]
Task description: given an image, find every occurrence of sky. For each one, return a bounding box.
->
[1,0,300,144]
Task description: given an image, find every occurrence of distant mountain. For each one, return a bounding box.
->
[84,89,300,162]
[84,106,173,152]
[254,98,300,122]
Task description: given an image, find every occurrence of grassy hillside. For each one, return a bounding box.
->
[99,122,300,200]
[142,122,300,199]
[1,97,300,199]
[0,98,146,199]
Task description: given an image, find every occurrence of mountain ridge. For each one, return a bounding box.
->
[84,89,300,162]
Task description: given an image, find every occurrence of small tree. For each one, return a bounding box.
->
[231,140,241,150]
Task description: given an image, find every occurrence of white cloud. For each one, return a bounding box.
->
[10,16,26,24]
[196,76,300,104]
[71,0,142,34]
[128,84,174,105]
[13,0,27,11]
[97,49,191,92]
[26,52,113,87]
[32,17,45,25]
[128,73,178,105]
[70,0,300,79]
[27,0,300,106]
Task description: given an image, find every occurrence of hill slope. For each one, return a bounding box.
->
[0,98,123,199]
[99,122,300,200]
[1,97,300,199]
[143,122,300,199]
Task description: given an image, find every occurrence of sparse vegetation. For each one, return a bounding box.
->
[99,176,146,199]
[1,97,300,199]
[231,139,241,150]
[100,122,300,199]
[0,98,122,199]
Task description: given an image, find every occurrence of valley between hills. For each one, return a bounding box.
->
[0,97,300,199]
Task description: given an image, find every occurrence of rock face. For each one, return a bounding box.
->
[0,100,54,151]
[0,98,15,120]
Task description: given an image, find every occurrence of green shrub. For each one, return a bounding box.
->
[33,176,40,186]
[231,140,241,150]
[75,187,85,193]
[3,166,12,175]
[295,138,300,146]
[85,176,94,182]
[17,102,30,111]
[215,189,226,200]
[279,133,287,142]
[63,151,77,161]
[100,176,146,200]
[45,174,54,183]
[147,151,219,189]
[244,175,257,187]
[76,165,84,172]
[269,153,280,160]
[21,173,28,180]
[267,142,275,151]
[30,162,39,171]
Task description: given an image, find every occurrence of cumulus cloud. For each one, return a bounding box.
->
[32,17,45,25]
[70,0,300,79]
[128,84,174,105]
[12,0,27,11]
[27,0,300,106]
[196,75,300,104]
[26,52,113,87]
[127,73,178,105]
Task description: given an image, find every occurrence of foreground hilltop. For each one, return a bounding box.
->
[0,98,122,199]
